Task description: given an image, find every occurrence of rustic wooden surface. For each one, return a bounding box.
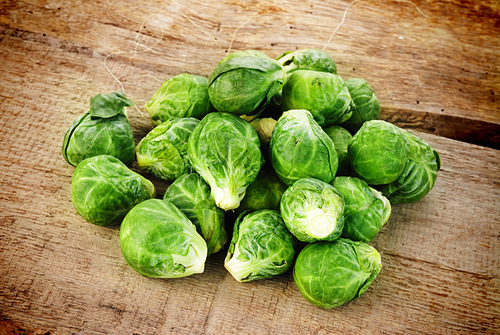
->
[0,0,499,334]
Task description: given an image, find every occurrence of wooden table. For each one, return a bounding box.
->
[1,1,499,334]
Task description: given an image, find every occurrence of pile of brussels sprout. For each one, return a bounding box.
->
[62,48,440,310]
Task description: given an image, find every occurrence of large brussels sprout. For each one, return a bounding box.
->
[270,109,338,185]
[281,70,352,127]
[323,125,353,176]
[120,199,207,278]
[62,92,135,167]
[378,130,441,204]
[163,173,227,255]
[341,78,380,134]
[333,177,391,242]
[224,209,296,282]
[208,50,285,116]
[280,178,344,243]
[276,48,337,75]
[145,73,213,126]
[71,155,156,226]
[187,112,263,210]
[348,120,410,185]
[135,117,199,181]
[293,239,382,309]
[236,163,288,214]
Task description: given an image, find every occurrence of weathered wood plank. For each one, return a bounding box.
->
[0,0,499,334]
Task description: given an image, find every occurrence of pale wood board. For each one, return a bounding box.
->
[0,0,499,334]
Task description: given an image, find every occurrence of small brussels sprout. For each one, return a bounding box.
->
[276,48,337,75]
[224,209,296,282]
[281,70,352,127]
[378,130,441,204]
[270,109,338,185]
[333,177,391,242]
[236,163,288,214]
[135,117,199,181]
[250,117,277,146]
[163,173,227,255]
[62,92,135,167]
[341,78,381,134]
[323,125,353,176]
[71,155,156,226]
[208,50,285,116]
[187,112,263,210]
[120,199,208,278]
[293,239,382,309]
[280,178,344,243]
[145,73,213,126]
[348,120,410,185]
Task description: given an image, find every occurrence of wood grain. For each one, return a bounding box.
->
[0,0,499,334]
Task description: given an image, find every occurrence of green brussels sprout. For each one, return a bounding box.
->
[145,73,213,126]
[250,117,277,147]
[187,112,263,210]
[276,48,337,75]
[322,125,353,176]
[62,92,135,167]
[294,239,382,309]
[224,209,296,282]
[348,120,410,185]
[378,130,441,204]
[135,117,199,181]
[208,50,285,116]
[281,70,352,127]
[163,173,227,255]
[341,78,381,134]
[71,155,156,226]
[333,177,391,242]
[120,199,208,278]
[280,178,344,242]
[236,163,288,214]
[270,109,339,185]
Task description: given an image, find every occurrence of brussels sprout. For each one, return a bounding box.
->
[281,70,352,127]
[378,130,441,204]
[236,163,288,214]
[145,73,213,126]
[224,209,296,282]
[323,125,353,176]
[333,177,391,242]
[120,199,207,278]
[270,109,339,185]
[62,92,135,167]
[71,155,156,226]
[187,112,263,210]
[280,178,344,242]
[276,48,337,75]
[341,78,380,134]
[250,117,277,146]
[163,173,227,254]
[293,239,382,309]
[208,50,285,116]
[348,120,410,185]
[135,117,199,181]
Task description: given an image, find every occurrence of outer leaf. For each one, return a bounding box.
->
[120,199,207,278]
[89,91,134,118]
[276,48,337,75]
[224,209,296,282]
[293,239,381,309]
